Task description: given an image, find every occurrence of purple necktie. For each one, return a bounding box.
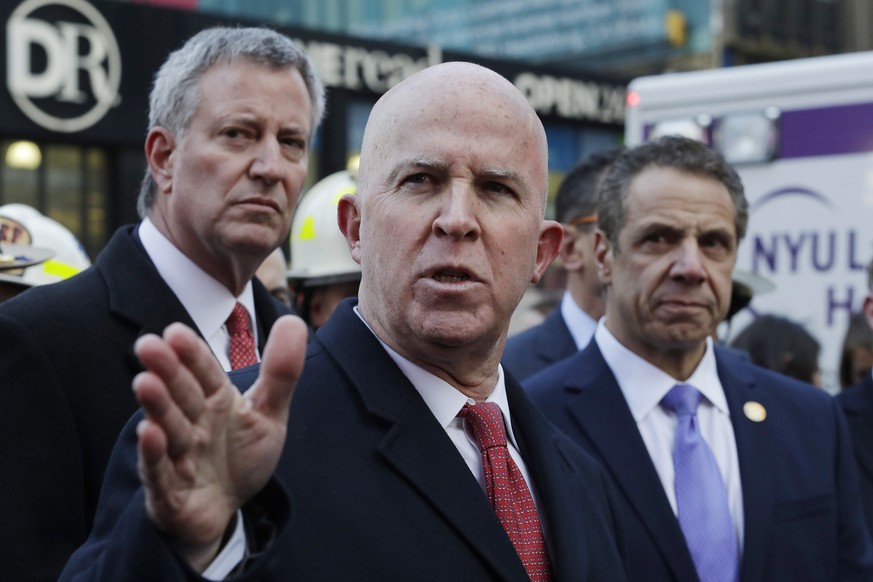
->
[661,384,738,582]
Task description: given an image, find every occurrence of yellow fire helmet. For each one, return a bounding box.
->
[287,170,362,288]
[0,204,91,287]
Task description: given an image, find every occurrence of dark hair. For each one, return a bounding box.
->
[839,311,873,388]
[598,136,748,250]
[730,314,821,384]
[555,148,624,225]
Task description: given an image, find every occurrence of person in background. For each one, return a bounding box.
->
[837,257,873,537]
[0,27,323,582]
[729,314,822,386]
[0,203,91,302]
[503,148,623,381]
[255,247,293,309]
[287,168,362,328]
[526,136,873,581]
[839,310,873,389]
[62,61,627,581]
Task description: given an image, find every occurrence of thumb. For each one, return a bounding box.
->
[247,315,308,419]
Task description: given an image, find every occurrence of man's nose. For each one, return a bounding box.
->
[249,139,284,184]
[670,239,707,283]
[432,185,481,240]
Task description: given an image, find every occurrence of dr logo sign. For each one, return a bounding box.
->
[7,0,121,133]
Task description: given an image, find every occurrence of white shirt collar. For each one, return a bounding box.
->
[594,318,728,422]
[138,217,256,341]
[352,306,521,448]
[560,290,598,350]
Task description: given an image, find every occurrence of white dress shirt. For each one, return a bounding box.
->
[370,320,540,501]
[138,218,259,371]
[208,306,551,579]
[560,290,598,350]
[595,319,745,550]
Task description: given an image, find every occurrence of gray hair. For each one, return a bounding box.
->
[598,135,748,250]
[137,27,325,218]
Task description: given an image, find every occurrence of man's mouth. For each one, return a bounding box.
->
[433,270,470,283]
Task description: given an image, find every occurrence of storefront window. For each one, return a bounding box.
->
[1,140,40,208]
[0,140,108,260]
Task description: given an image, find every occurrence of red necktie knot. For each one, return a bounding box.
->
[226,302,257,370]
[459,402,507,450]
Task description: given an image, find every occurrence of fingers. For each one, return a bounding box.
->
[133,370,194,459]
[135,331,207,421]
[163,322,232,400]
[248,315,308,420]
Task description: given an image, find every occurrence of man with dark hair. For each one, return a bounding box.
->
[503,148,622,381]
[526,136,873,581]
[0,27,322,581]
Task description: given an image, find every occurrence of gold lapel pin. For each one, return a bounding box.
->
[743,401,767,422]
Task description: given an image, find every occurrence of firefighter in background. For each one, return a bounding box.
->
[0,204,91,302]
[287,167,362,328]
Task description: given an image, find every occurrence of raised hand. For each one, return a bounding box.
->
[132,315,307,570]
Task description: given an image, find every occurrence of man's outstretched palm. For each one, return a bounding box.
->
[132,316,307,570]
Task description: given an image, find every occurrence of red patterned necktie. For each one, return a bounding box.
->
[225,302,258,370]
[459,402,552,581]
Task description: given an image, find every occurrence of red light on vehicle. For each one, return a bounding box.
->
[626,91,640,107]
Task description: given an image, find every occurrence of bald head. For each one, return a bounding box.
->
[358,62,549,213]
[336,61,562,394]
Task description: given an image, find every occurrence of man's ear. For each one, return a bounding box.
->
[530,220,563,284]
[593,229,613,285]
[559,225,586,272]
[145,127,176,195]
[337,194,362,265]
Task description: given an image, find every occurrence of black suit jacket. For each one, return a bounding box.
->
[0,225,288,582]
[61,299,628,581]
[525,340,873,582]
[502,307,576,382]
[837,373,873,537]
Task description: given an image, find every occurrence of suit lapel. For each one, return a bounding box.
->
[507,380,594,578]
[251,278,283,352]
[101,225,283,355]
[563,343,699,581]
[315,301,530,581]
[95,227,195,372]
[534,308,577,367]
[99,227,196,334]
[716,350,776,582]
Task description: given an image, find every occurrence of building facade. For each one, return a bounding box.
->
[1,0,626,259]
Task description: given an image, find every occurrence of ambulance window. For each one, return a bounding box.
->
[647,116,712,144]
[713,109,780,165]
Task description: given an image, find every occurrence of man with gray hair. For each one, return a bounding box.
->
[0,27,322,581]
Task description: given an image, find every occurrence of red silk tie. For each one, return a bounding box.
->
[226,302,258,370]
[460,402,552,581]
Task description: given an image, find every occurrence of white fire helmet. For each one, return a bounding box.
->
[287,170,362,287]
[0,204,91,287]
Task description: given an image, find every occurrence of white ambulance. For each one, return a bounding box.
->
[625,52,873,391]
